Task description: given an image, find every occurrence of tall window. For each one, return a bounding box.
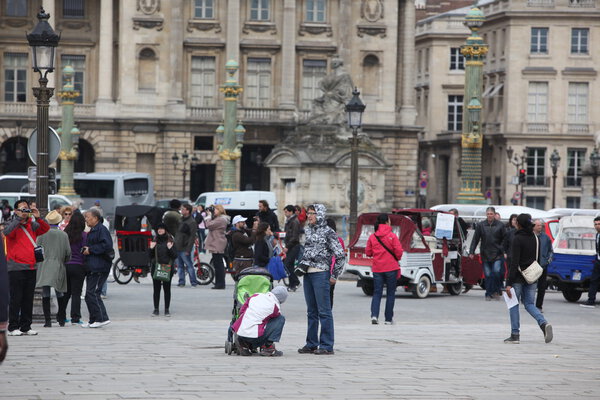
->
[194,0,214,19]
[530,27,548,54]
[571,28,589,54]
[526,148,546,186]
[362,55,380,96]
[61,54,85,104]
[63,0,84,18]
[566,149,585,186]
[566,197,581,208]
[246,58,271,107]
[3,53,27,102]
[306,0,326,22]
[447,95,463,132]
[527,82,548,122]
[190,56,216,107]
[526,196,546,210]
[301,60,326,109]
[449,47,464,71]
[6,0,27,16]
[250,0,269,21]
[138,48,157,91]
[568,82,588,123]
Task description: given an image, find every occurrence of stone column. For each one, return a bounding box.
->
[279,0,296,109]
[96,0,114,115]
[399,0,417,126]
[338,0,353,65]
[167,0,185,116]
[226,0,241,63]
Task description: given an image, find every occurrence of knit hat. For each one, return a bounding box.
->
[271,286,288,304]
[155,223,168,232]
[45,210,62,225]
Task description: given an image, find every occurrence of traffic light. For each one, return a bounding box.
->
[519,168,526,184]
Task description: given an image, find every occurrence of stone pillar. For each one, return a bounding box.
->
[167,0,185,116]
[226,0,241,63]
[96,0,114,115]
[399,0,417,126]
[338,0,353,64]
[279,0,296,109]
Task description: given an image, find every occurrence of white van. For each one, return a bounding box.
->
[194,190,278,219]
[0,192,73,211]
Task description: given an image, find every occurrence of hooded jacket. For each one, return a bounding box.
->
[299,204,345,280]
[232,291,282,339]
[365,224,403,273]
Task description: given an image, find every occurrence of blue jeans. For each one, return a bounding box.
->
[177,251,198,286]
[371,270,398,322]
[509,282,547,335]
[483,259,502,297]
[239,315,286,347]
[303,270,334,351]
[85,272,109,324]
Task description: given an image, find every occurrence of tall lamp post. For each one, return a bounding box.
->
[549,149,561,209]
[27,7,60,216]
[506,146,528,206]
[172,150,198,199]
[590,147,600,209]
[345,87,366,239]
[57,65,81,199]
[456,2,487,204]
[217,60,244,191]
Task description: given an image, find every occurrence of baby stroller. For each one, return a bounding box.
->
[225,267,273,355]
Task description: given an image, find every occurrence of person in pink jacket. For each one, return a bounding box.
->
[365,213,403,325]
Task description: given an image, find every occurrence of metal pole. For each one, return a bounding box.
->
[182,166,187,199]
[33,76,53,217]
[349,127,359,239]
[594,175,598,210]
[551,169,557,209]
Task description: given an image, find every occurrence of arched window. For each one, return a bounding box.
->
[138,48,157,91]
[362,54,380,97]
[0,136,28,174]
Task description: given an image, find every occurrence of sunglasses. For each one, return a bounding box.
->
[306,212,317,215]
[64,212,72,216]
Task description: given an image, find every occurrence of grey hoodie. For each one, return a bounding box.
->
[300,204,345,280]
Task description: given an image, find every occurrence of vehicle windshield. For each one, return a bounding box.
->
[556,227,596,250]
[354,224,400,248]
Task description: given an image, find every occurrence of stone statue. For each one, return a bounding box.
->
[308,57,354,126]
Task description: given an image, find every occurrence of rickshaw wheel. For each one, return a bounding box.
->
[195,262,215,285]
[412,275,431,299]
[112,258,133,285]
[361,280,374,296]
[446,281,463,295]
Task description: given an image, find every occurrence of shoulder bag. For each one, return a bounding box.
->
[519,235,543,284]
[375,235,399,262]
[152,245,172,282]
[21,226,44,262]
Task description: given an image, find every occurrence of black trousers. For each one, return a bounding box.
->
[62,263,88,323]
[152,275,172,310]
[211,253,226,288]
[85,272,109,324]
[284,244,301,289]
[586,260,600,303]
[8,269,36,332]
[536,266,548,309]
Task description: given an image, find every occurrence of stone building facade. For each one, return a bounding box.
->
[0,0,422,215]
[417,0,600,209]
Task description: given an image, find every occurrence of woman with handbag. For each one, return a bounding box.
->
[61,210,88,326]
[504,213,553,344]
[149,224,177,317]
[253,222,273,269]
[365,213,403,325]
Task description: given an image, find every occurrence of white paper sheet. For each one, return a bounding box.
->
[502,288,519,309]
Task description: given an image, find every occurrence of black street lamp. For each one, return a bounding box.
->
[506,146,528,205]
[172,150,198,199]
[27,7,60,217]
[590,147,600,209]
[549,149,561,209]
[345,87,366,239]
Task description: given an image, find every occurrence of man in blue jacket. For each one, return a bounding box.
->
[533,219,553,312]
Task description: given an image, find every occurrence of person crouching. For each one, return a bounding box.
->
[232,286,288,357]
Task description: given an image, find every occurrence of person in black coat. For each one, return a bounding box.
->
[149,224,177,317]
[504,213,553,344]
[253,222,273,268]
[256,200,280,233]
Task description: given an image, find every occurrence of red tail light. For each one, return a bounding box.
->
[117,238,122,250]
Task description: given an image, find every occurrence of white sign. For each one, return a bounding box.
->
[435,212,455,239]
[511,176,519,185]
[27,127,61,165]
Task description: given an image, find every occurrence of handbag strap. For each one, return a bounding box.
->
[375,235,398,261]
[20,225,37,247]
[534,234,539,262]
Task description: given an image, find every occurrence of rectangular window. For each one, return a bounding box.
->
[566,149,585,186]
[250,0,269,21]
[568,82,588,123]
[449,47,465,71]
[3,52,27,102]
[306,0,326,22]
[527,82,548,123]
[526,196,546,210]
[190,56,216,107]
[301,59,327,110]
[246,58,271,107]
[123,178,149,196]
[447,95,463,132]
[526,148,546,186]
[61,54,85,104]
[194,0,214,19]
[566,197,581,208]
[6,0,27,16]
[571,28,589,54]
[63,0,84,18]
[530,27,548,54]
[194,136,214,151]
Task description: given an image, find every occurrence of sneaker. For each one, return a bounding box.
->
[371,317,379,325]
[314,348,335,355]
[101,295,107,299]
[541,323,553,343]
[152,309,159,317]
[177,284,185,287]
[298,346,317,354]
[260,344,283,357]
[73,321,84,326]
[485,296,492,301]
[384,320,394,325]
[7,330,22,336]
[580,301,595,308]
[80,322,90,328]
[21,329,38,336]
[239,346,253,356]
[503,334,520,344]
[89,320,111,328]
[287,286,297,292]
[164,310,171,317]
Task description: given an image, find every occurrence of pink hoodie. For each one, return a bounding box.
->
[365,224,403,273]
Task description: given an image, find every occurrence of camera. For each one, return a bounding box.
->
[20,209,32,213]
[206,206,214,213]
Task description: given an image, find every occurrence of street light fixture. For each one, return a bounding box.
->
[549,149,561,209]
[345,87,366,239]
[172,150,198,199]
[590,147,600,209]
[27,6,60,217]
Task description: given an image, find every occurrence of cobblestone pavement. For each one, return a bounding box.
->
[1,273,599,400]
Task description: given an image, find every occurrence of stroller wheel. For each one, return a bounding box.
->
[225,340,233,355]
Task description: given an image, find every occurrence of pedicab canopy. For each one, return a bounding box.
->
[114,205,167,232]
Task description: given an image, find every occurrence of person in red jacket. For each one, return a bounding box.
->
[4,200,50,336]
[365,213,403,325]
